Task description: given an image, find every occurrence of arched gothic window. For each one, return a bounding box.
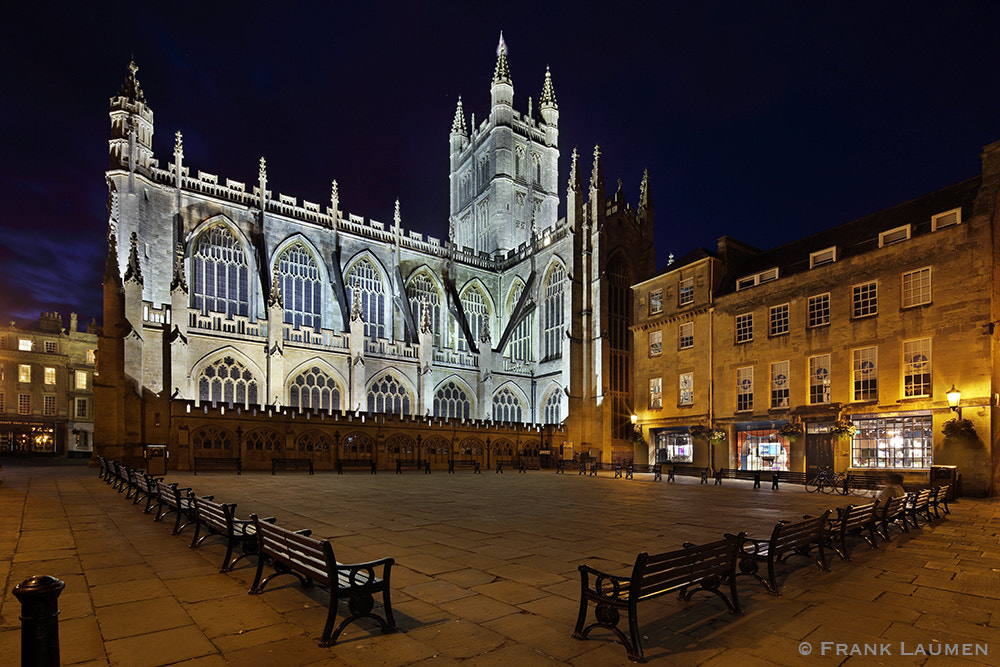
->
[543,263,565,360]
[506,282,531,363]
[192,225,249,318]
[533,153,542,184]
[543,389,562,425]
[367,374,411,416]
[191,426,234,450]
[347,258,386,339]
[244,429,282,451]
[297,430,333,452]
[515,145,525,179]
[459,285,489,353]
[407,272,445,347]
[198,356,259,408]
[289,366,341,413]
[492,387,524,423]
[278,243,321,331]
[434,381,471,420]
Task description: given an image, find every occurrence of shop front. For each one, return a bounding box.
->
[650,427,694,465]
[735,421,790,471]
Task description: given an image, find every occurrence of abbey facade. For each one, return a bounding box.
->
[95,40,656,470]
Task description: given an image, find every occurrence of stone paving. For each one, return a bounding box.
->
[0,459,997,666]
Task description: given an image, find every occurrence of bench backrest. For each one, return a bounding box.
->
[770,511,831,554]
[910,488,932,507]
[253,515,335,587]
[193,496,233,533]
[155,480,189,508]
[632,533,744,602]
[880,494,907,519]
[837,501,878,531]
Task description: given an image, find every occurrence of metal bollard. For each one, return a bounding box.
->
[13,575,65,667]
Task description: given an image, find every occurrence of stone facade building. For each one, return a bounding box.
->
[0,313,97,457]
[95,39,656,471]
[633,140,1000,496]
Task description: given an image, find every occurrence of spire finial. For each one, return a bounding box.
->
[394,199,401,229]
[540,66,557,108]
[492,32,512,86]
[124,232,143,286]
[451,96,468,135]
[590,144,603,191]
[259,156,267,183]
[568,147,579,192]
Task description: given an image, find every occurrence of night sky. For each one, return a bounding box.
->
[4,2,1000,328]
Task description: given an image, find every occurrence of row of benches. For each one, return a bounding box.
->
[573,485,951,662]
[97,456,397,647]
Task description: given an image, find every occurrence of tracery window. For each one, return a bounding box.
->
[434,381,472,420]
[277,243,321,331]
[367,374,411,416]
[543,263,564,360]
[543,389,562,425]
[347,258,386,339]
[341,431,373,454]
[407,272,445,347]
[492,387,524,423]
[192,225,250,318]
[198,356,259,407]
[459,285,489,353]
[297,430,333,453]
[506,281,531,363]
[288,366,341,412]
[244,428,282,451]
[191,426,234,450]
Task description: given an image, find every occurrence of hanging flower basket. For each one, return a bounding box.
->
[830,419,856,438]
[942,417,977,442]
[688,425,711,441]
[778,421,804,440]
[709,428,727,443]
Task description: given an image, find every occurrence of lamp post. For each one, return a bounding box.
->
[946,385,962,420]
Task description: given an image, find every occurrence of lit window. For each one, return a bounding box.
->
[45,341,57,354]
[679,373,693,406]
[18,394,30,415]
[879,225,910,247]
[649,330,662,356]
[347,258,387,340]
[433,381,471,420]
[903,339,931,398]
[44,367,56,385]
[736,367,753,411]
[808,294,830,327]
[649,377,662,409]
[649,289,663,315]
[43,395,56,416]
[852,282,877,318]
[809,246,837,268]
[492,387,525,423]
[198,356,259,408]
[86,349,96,364]
[809,354,831,404]
[931,208,960,231]
[769,304,789,336]
[75,370,88,390]
[852,347,878,401]
[851,414,932,469]
[902,267,931,308]
[367,373,411,417]
[770,361,789,409]
[678,322,693,349]
[735,313,753,343]
[277,243,322,332]
[678,278,694,306]
[288,366,341,413]
[18,365,31,383]
[192,224,250,318]
[18,338,32,351]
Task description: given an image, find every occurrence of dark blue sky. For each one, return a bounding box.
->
[3,1,1000,327]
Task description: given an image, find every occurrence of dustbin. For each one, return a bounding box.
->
[145,445,168,476]
[930,465,958,499]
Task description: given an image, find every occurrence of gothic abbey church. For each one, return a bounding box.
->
[95,38,656,469]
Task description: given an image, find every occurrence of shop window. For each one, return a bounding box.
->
[655,431,692,463]
[851,414,932,468]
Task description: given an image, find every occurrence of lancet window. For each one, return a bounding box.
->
[278,243,321,331]
[192,225,250,318]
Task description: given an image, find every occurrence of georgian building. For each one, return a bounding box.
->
[95,38,656,470]
[632,140,1000,496]
[0,313,97,457]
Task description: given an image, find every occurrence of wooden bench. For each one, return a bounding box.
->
[734,510,831,595]
[770,470,810,490]
[714,468,762,488]
[271,457,314,475]
[111,460,130,492]
[573,533,746,662]
[154,480,206,535]
[905,488,934,526]
[495,459,525,473]
[395,459,429,474]
[875,494,910,541]
[930,484,951,518]
[97,456,109,481]
[448,459,481,473]
[193,457,242,475]
[190,495,275,572]
[129,467,161,513]
[667,464,709,484]
[826,501,879,560]
[336,458,376,474]
[249,515,397,646]
[630,463,662,482]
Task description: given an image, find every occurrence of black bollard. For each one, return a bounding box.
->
[13,575,65,667]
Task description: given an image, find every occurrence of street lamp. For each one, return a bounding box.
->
[630,413,640,437]
[946,385,962,419]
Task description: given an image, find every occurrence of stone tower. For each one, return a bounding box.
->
[448,34,560,256]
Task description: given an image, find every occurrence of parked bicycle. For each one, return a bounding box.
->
[805,466,846,494]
